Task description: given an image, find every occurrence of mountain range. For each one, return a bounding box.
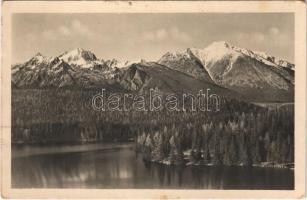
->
[12,41,294,102]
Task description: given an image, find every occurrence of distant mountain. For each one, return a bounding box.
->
[11,49,137,89]
[12,47,147,89]
[12,42,294,102]
[159,41,294,102]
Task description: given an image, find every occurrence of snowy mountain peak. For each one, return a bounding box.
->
[188,41,240,67]
[159,49,191,62]
[103,58,142,69]
[25,53,49,67]
[60,48,97,61]
[188,41,294,70]
[76,47,85,52]
[58,48,98,68]
[31,52,46,61]
[34,52,44,57]
[208,41,232,48]
[158,41,294,97]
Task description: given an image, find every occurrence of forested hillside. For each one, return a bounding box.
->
[12,88,294,167]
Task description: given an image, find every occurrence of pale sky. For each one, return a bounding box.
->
[12,13,294,64]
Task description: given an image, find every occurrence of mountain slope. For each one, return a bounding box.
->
[158,42,241,83]
[119,62,241,100]
[189,41,294,85]
[158,49,214,83]
[159,41,294,102]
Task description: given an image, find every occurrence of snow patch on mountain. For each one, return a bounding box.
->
[161,49,191,60]
[254,51,294,70]
[190,41,241,67]
[23,53,50,70]
[32,53,45,63]
[104,59,144,69]
[189,41,294,71]
[59,48,101,69]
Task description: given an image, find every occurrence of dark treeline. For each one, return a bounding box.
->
[135,105,294,166]
[12,122,135,143]
[12,89,294,167]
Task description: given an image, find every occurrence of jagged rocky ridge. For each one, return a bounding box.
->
[12,41,294,102]
[12,49,134,89]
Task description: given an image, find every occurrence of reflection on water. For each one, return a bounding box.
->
[12,144,294,189]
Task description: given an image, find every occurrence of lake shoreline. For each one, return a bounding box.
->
[12,142,294,170]
[142,149,295,170]
[144,158,294,170]
[11,142,134,158]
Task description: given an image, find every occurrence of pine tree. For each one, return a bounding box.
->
[143,134,153,161]
[169,133,184,165]
[151,131,164,162]
[212,122,223,165]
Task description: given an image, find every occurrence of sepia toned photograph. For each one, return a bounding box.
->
[1,1,306,199]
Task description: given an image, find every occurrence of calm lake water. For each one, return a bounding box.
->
[12,143,294,189]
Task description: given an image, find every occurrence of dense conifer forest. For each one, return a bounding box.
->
[12,89,294,167]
